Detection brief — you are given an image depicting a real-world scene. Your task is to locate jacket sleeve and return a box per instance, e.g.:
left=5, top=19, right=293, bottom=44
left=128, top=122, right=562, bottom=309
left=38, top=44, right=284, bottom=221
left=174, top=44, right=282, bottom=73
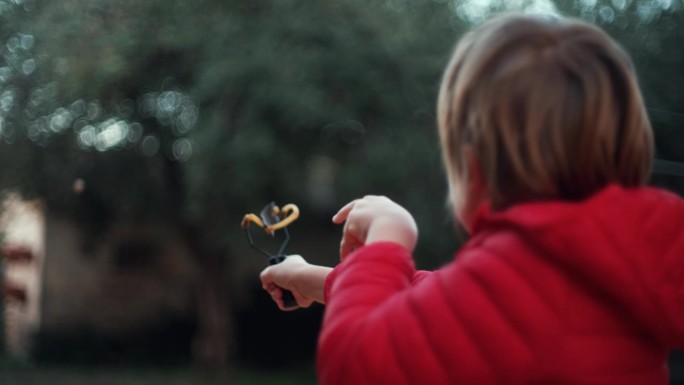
left=411, top=269, right=433, bottom=285
left=316, top=241, right=533, bottom=385
left=649, top=192, right=684, bottom=347
left=660, top=242, right=684, bottom=348
left=323, top=265, right=432, bottom=302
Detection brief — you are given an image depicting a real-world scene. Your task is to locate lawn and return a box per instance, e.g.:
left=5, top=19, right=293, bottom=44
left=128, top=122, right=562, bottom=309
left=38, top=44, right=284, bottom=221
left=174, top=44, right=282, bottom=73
left=0, top=361, right=318, bottom=385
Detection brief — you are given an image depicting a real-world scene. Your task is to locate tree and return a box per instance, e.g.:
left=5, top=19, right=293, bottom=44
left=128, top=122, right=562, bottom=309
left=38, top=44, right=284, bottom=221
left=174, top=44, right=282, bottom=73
left=0, top=0, right=463, bottom=366
left=1, top=0, right=682, bottom=368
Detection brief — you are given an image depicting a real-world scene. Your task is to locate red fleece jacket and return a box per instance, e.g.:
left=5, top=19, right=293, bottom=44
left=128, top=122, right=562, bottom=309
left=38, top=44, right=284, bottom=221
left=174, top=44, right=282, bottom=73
left=317, top=185, right=684, bottom=385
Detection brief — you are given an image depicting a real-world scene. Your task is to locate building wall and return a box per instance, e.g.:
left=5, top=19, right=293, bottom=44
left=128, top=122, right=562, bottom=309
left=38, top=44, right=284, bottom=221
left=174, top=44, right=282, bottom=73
left=41, top=219, right=198, bottom=335
left=0, top=194, right=45, bottom=358
left=2, top=194, right=199, bottom=362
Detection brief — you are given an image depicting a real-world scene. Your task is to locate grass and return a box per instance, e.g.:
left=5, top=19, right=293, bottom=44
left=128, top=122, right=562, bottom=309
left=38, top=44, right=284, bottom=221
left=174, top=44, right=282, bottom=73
left=0, top=359, right=318, bottom=385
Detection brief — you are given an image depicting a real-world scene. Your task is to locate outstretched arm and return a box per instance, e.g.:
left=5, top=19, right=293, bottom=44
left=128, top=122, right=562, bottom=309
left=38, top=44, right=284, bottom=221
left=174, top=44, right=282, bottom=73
left=260, top=255, right=332, bottom=310
left=261, top=195, right=418, bottom=311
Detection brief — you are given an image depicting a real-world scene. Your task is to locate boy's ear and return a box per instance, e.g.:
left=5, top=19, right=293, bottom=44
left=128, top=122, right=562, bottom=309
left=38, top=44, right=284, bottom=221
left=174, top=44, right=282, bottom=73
left=465, top=147, right=486, bottom=199
left=454, top=146, right=488, bottom=234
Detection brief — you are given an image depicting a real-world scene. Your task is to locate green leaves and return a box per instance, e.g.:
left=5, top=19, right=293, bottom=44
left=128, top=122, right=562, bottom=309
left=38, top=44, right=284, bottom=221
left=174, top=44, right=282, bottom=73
left=1, top=0, right=682, bottom=267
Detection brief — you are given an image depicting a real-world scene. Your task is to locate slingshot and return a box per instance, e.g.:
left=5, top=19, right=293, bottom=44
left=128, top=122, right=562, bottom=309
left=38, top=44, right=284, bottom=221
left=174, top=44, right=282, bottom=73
left=241, top=202, right=300, bottom=310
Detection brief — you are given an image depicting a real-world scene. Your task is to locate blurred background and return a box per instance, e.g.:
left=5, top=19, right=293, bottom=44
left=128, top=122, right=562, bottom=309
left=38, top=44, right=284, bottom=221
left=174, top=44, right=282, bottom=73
left=0, top=0, right=682, bottom=384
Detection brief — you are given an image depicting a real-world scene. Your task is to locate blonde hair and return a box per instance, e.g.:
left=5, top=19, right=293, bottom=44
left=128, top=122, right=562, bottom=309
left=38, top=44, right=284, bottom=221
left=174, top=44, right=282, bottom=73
left=438, top=14, right=653, bottom=210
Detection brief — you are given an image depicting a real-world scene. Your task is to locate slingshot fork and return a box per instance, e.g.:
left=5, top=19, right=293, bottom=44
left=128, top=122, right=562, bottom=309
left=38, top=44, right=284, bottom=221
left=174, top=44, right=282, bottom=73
left=241, top=202, right=300, bottom=309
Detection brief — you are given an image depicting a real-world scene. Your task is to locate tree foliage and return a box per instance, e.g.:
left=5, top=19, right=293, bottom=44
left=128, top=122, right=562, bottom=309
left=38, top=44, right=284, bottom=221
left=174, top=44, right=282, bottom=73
left=0, top=0, right=468, bottom=267
left=0, top=0, right=679, bottom=281
left=0, top=0, right=683, bottom=365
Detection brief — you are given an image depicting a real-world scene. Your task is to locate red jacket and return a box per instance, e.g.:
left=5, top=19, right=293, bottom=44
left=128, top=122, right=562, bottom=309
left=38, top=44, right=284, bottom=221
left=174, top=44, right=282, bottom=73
left=317, top=185, right=684, bottom=384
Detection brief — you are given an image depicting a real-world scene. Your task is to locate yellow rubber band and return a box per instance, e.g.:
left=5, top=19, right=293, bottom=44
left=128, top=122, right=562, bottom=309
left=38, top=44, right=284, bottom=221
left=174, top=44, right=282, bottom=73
left=242, top=203, right=300, bottom=234
left=241, top=213, right=265, bottom=229
left=265, top=204, right=300, bottom=234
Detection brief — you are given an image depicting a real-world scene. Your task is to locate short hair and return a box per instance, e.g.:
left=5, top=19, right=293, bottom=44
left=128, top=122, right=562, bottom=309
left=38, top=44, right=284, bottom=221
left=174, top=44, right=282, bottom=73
left=437, top=14, right=653, bottom=210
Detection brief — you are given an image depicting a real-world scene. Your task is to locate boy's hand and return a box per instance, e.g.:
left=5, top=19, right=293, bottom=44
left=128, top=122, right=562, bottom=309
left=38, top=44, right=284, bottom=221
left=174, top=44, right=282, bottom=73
left=260, top=255, right=315, bottom=311
left=332, top=195, right=418, bottom=260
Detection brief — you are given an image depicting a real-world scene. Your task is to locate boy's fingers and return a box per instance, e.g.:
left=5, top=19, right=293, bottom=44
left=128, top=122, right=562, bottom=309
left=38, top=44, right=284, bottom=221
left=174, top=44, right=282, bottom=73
left=272, top=288, right=311, bottom=311
left=340, top=232, right=363, bottom=260
left=269, top=286, right=282, bottom=299
left=332, top=199, right=357, bottom=224
left=260, top=268, right=272, bottom=289
left=290, top=291, right=312, bottom=310
left=268, top=285, right=299, bottom=312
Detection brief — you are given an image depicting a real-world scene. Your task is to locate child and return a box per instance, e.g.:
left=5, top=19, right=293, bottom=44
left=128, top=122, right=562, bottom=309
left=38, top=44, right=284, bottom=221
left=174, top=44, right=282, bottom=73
left=260, top=13, right=684, bottom=384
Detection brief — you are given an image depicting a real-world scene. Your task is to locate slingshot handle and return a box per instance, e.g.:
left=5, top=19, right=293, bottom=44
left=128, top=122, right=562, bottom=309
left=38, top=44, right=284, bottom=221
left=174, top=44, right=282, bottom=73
left=280, top=289, right=298, bottom=310
left=269, top=254, right=299, bottom=310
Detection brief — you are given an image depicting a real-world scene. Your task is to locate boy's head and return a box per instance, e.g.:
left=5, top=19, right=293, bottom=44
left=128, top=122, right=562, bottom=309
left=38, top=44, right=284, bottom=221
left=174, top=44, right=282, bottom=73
left=438, top=13, right=654, bottom=229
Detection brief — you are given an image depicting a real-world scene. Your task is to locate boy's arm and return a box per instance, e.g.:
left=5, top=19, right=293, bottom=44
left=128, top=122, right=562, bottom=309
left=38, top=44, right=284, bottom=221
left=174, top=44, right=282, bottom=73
left=411, top=269, right=433, bottom=285
left=261, top=255, right=430, bottom=311
left=316, top=242, right=530, bottom=385
left=260, top=255, right=332, bottom=310
left=264, top=196, right=417, bottom=311
left=289, top=263, right=332, bottom=305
